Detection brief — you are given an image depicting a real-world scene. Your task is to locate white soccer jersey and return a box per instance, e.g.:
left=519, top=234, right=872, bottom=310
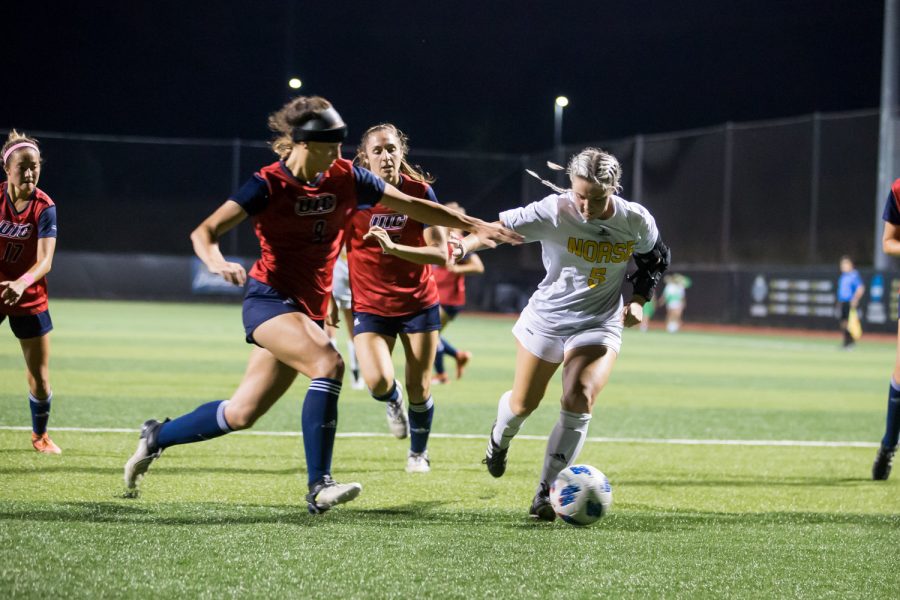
left=500, top=192, right=659, bottom=334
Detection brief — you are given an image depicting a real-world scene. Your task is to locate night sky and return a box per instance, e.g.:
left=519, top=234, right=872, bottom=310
left=3, top=0, right=886, bottom=153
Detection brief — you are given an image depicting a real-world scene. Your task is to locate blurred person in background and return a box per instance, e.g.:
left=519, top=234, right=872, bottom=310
left=835, top=255, right=865, bottom=350
left=432, top=203, right=484, bottom=384
left=0, top=131, right=60, bottom=455
left=662, top=273, right=691, bottom=333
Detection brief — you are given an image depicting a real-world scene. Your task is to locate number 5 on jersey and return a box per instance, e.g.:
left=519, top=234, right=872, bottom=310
left=588, top=267, right=606, bottom=288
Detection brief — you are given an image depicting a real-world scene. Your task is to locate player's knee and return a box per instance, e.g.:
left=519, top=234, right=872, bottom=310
left=225, top=406, right=258, bottom=430
left=563, top=383, right=597, bottom=413
left=368, top=375, right=393, bottom=397
left=405, top=380, right=427, bottom=403
left=508, top=392, right=538, bottom=417
left=312, top=353, right=344, bottom=381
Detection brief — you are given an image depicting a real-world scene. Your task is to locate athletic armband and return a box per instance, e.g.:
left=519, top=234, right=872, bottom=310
left=626, top=238, right=670, bottom=300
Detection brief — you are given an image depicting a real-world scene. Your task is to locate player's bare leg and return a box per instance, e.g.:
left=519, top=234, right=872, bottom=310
left=255, top=313, right=361, bottom=512
left=124, top=346, right=295, bottom=497
left=21, top=335, right=59, bottom=454
left=355, top=332, right=409, bottom=439
left=485, top=342, right=559, bottom=479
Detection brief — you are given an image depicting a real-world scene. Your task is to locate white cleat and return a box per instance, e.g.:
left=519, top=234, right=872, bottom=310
left=123, top=419, right=165, bottom=498
left=386, top=383, right=409, bottom=439
left=306, top=475, right=362, bottom=514
left=406, top=451, right=431, bottom=473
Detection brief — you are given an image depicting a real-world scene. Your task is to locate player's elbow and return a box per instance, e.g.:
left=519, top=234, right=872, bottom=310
left=190, top=225, right=213, bottom=248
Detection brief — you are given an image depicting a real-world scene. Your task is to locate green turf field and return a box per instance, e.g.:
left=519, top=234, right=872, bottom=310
left=1, top=299, right=897, bottom=598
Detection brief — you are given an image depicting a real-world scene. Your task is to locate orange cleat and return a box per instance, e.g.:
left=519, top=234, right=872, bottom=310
left=455, top=351, right=472, bottom=379
left=31, top=432, right=62, bottom=455
left=432, top=372, right=449, bottom=385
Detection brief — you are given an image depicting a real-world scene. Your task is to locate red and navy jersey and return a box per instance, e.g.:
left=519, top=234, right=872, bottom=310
left=434, top=262, right=467, bottom=307
left=0, top=182, right=57, bottom=316
left=231, top=158, right=384, bottom=319
left=882, top=179, right=900, bottom=225
left=346, top=174, right=440, bottom=316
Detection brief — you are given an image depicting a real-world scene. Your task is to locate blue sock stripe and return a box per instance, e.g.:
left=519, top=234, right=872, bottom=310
left=28, top=391, right=52, bottom=404
left=372, top=382, right=398, bottom=402
left=216, top=400, right=233, bottom=432
left=409, top=396, right=434, bottom=412
left=309, top=378, right=342, bottom=395
left=890, top=377, right=900, bottom=397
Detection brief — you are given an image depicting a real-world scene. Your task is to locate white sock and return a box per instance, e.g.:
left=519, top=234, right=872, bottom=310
left=491, top=391, right=526, bottom=449
left=346, top=340, right=358, bottom=373
left=539, top=410, right=592, bottom=487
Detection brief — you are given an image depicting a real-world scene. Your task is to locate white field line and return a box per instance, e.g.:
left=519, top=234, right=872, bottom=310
left=0, top=425, right=879, bottom=448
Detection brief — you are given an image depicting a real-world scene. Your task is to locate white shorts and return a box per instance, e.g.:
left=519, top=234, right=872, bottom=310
left=332, top=260, right=352, bottom=309
left=512, top=309, right=623, bottom=363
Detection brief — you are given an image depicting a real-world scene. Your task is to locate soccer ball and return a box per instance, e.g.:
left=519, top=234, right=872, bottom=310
left=549, top=464, right=613, bottom=526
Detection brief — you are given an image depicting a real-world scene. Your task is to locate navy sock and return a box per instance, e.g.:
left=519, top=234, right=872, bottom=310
left=409, top=396, right=434, bottom=454
left=434, top=346, right=446, bottom=375
left=302, top=378, right=341, bottom=486
left=372, top=381, right=400, bottom=403
left=156, top=400, right=232, bottom=449
left=29, top=392, right=52, bottom=435
left=440, top=336, right=459, bottom=359
left=882, top=378, right=900, bottom=449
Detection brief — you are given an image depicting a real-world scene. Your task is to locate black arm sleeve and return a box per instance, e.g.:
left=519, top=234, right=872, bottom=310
left=626, top=237, right=671, bottom=301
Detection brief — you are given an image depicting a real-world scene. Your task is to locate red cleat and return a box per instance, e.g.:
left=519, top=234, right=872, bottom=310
left=432, top=372, right=449, bottom=385
left=456, top=351, right=472, bottom=379
left=31, top=432, right=62, bottom=455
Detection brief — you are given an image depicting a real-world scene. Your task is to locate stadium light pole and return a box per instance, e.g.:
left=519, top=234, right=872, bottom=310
left=875, top=0, right=898, bottom=270
left=554, top=96, right=569, bottom=184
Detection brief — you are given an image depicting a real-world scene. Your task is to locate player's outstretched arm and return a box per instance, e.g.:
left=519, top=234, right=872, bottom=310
left=190, top=200, right=249, bottom=286
left=451, top=227, right=503, bottom=259
left=379, top=184, right=522, bottom=248
left=363, top=224, right=449, bottom=266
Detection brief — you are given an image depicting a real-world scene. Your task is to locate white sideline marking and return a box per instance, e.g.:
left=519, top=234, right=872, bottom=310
left=0, top=425, right=879, bottom=448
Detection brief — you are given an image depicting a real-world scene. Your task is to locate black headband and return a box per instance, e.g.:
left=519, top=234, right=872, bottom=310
left=291, top=107, right=348, bottom=143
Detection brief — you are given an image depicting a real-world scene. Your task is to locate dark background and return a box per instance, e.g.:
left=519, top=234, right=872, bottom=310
left=2, top=1, right=885, bottom=152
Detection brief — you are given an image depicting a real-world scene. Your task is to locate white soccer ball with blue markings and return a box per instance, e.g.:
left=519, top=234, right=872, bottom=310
left=549, top=464, right=613, bottom=526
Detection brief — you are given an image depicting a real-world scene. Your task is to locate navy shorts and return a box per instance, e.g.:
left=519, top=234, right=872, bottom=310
left=442, top=304, right=463, bottom=320
left=838, top=302, right=851, bottom=320
left=242, top=278, right=322, bottom=345
left=1, top=309, right=53, bottom=339
left=353, top=304, right=441, bottom=337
